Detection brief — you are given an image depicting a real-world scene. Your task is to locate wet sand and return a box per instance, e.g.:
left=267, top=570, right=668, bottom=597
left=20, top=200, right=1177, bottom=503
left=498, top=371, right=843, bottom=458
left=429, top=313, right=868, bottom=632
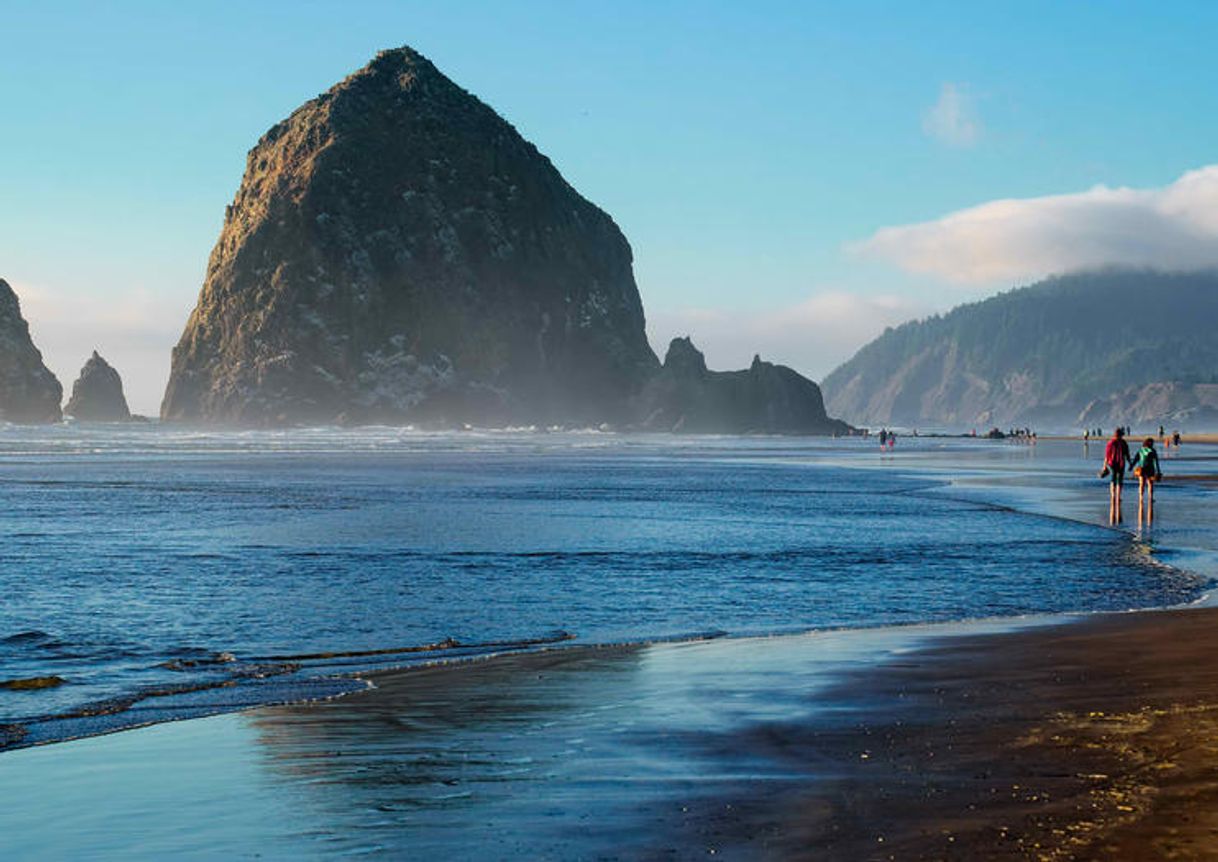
left=668, top=606, right=1218, bottom=860
left=0, top=619, right=1059, bottom=860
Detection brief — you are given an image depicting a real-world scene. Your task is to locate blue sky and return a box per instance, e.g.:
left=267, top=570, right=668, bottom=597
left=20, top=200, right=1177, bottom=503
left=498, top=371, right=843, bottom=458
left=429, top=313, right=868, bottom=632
left=4, top=1, right=1218, bottom=412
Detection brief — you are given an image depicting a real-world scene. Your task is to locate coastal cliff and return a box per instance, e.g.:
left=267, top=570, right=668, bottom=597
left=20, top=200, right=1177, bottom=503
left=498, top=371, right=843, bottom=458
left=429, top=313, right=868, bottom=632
left=0, top=279, right=62, bottom=424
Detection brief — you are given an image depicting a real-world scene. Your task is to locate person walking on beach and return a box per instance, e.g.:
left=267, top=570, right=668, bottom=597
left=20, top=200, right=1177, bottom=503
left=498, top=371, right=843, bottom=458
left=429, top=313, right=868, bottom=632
left=1131, top=437, right=1163, bottom=525
left=1102, top=427, right=1131, bottom=524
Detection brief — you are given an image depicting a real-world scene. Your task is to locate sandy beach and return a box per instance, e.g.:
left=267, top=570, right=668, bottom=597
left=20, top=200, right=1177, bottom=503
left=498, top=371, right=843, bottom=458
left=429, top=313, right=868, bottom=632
left=660, top=606, right=1218, bottom=860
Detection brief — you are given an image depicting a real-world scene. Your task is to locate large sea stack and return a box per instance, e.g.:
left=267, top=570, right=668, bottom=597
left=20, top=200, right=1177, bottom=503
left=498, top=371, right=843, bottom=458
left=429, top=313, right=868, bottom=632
left=161, top=47, right=659, bottom=426
left=0, top=279, right=62, bottom=424
left=64, top=351, right=132, bottom=421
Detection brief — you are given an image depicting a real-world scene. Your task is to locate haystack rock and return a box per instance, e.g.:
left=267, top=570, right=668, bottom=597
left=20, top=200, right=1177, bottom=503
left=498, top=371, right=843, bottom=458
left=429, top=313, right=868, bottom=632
left=0, top=279, right=62, bottom=424
left=638, top=338, right=852, bottom=435
left=64, top=351, right=132, bottom=421
left=161, top=46, right=659, bottom=427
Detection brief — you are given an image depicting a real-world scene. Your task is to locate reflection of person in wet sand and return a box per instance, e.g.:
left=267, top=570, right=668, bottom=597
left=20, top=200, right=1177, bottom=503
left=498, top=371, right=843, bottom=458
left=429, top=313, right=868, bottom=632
left=1102, top=428, right=1131, bottom=524
left=1131, top=437, right=1163, bottom=525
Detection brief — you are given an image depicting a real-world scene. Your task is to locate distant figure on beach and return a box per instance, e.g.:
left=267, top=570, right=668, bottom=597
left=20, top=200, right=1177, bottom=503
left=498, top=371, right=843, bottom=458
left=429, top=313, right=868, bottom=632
left=888, top=431, right=897, bottom=450
left=878, top=429, right=888, bottom=449
left=1174, top=430, right=1182, bottom=447
left=1131, top=437, right=1163, bottom=525
left=1102, top=427, right=1131, bottom=524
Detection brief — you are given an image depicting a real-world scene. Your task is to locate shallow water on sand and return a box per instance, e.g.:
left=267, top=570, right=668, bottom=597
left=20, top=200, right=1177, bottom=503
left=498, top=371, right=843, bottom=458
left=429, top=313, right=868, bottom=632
left=0, top=617, right=1064, bottom=861
left=0, top=427, right=1209, bottom=747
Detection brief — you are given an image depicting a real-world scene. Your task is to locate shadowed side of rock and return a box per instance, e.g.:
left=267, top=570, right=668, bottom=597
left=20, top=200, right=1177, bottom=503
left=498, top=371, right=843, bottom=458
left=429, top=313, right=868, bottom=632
left=65, top=351, right=132, bottom=421
left=637, top=337, right=852, bottom=435
left=0, top=279, right=62, bottom=424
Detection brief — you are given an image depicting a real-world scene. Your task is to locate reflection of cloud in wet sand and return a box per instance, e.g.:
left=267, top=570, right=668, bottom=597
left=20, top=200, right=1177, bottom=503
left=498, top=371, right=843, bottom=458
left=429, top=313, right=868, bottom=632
left=243, top=631, right=942, bottom=857
left=248, top=645, right=672, bottom=856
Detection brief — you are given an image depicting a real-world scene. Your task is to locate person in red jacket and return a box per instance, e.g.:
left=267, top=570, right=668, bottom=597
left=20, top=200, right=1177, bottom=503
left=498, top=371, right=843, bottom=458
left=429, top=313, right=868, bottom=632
left=1102, top=427, right=1132, bottom=524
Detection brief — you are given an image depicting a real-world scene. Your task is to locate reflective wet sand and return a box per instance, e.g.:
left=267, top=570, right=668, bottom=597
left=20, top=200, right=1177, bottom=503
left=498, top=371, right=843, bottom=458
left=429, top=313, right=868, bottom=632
left=0, top=621, right=1050, bottom=859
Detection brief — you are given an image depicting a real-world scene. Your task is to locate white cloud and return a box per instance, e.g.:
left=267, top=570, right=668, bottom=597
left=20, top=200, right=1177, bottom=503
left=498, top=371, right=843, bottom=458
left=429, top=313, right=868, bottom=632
left=922, top=83, right=981, bottom=148
left=10, top=281, right=188, bottom=416
left=648, top=291, right=924, bottom=381
left=854, top=165, right=1218, bottom=286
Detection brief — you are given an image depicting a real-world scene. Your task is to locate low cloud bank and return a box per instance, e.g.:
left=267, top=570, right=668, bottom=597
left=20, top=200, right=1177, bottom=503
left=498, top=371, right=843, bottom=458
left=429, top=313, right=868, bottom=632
left=856, top=165, right=1218, bottom=285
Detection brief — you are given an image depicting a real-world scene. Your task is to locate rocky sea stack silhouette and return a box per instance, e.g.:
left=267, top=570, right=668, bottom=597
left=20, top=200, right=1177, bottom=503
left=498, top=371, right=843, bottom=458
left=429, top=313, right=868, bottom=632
left=162, top=46, right=847, bottom=434
left=65, top=351, right=132, bottom=421
left=0, top=279, right=62, bottom=424
left=640, top=338, right=851, bottom=435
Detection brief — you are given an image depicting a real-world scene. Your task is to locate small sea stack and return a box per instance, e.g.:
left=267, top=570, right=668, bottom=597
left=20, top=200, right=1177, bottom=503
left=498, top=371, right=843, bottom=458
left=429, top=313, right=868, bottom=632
left=65, top=350, right=132, bottom=421
left=0, top=278, right=63, bottom=424
left=637, top=337, right=852, bottom=435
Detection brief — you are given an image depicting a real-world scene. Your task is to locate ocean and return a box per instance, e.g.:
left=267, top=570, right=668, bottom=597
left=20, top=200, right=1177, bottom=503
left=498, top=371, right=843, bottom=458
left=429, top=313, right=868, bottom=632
left=1, top=425, right=1209, bottom=750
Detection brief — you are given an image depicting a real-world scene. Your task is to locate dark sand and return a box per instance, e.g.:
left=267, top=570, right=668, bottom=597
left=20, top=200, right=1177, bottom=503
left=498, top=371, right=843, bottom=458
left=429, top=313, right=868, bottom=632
left=666, top=606, right=1218, bottom=860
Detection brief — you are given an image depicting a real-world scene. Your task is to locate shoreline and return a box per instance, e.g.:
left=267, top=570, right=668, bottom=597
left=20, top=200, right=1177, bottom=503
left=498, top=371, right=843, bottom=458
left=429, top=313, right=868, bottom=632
left=5, top=435, right=1214, bottom=755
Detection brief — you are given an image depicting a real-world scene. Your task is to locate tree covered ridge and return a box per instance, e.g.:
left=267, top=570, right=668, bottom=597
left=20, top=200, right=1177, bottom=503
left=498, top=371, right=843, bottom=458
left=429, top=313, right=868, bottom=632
left=821, top=269, right=1218, bottom=427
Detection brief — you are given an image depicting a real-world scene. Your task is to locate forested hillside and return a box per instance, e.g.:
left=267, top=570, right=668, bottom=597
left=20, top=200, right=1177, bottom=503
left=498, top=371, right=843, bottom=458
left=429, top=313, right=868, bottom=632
left=822, top=270, right=1218, bottom=429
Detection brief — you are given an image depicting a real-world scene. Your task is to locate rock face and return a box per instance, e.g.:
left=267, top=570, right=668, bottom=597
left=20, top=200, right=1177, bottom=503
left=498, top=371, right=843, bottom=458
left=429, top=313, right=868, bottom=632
left=161, top=46, right=659, bottom=427
left=64, top=351, right=132, bottom=421
left=0, top=279, right=62, bottom=424
left=1078, top=382, right=1218, bottom=430
left=638, top=338, right=852, bottom=435
left=822, top=270, right=1218, bottom=430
